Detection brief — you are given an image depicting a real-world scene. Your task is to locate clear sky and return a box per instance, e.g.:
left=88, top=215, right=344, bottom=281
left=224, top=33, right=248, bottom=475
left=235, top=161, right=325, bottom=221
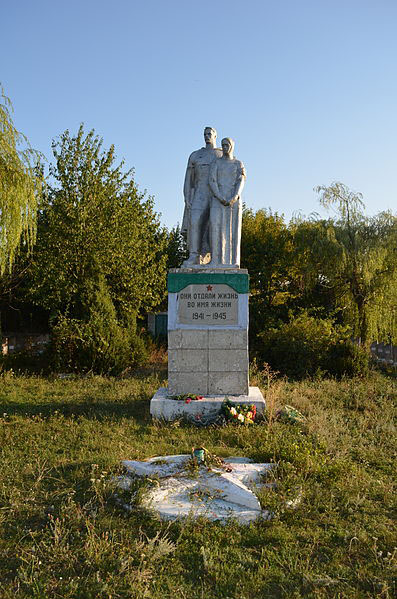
left=2, top=0, right=396, bottom=228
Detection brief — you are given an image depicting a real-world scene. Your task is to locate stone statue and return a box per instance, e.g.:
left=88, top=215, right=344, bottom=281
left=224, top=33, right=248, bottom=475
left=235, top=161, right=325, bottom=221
left=209, top=137, right=246, bottom=267
left=181, top=127, right=222, bottom=266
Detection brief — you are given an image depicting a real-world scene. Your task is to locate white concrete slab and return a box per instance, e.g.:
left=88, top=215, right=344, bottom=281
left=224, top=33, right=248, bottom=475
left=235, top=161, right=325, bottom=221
left=150, top=386, right=266, bottom=422
left=116, top=455, right=273, bottom=524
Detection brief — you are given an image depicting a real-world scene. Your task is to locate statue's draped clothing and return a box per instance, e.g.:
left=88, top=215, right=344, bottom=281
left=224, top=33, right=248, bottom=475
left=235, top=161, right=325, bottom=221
left=209, top=158, right=246, bottom=266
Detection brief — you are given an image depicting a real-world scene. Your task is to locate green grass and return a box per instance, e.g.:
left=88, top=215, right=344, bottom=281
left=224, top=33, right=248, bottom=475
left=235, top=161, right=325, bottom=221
left=0, top=368, right=395, bottom=598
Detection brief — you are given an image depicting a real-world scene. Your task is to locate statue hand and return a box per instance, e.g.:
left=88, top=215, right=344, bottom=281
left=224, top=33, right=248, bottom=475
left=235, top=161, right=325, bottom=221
left=230, top=195, right=239, bottom=206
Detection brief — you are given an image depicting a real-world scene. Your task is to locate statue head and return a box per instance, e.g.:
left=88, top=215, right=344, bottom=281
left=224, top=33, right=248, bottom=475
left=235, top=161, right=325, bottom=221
left=204, top=126, right=217, bottom=145
left=221, top=137, right=235, bottom=157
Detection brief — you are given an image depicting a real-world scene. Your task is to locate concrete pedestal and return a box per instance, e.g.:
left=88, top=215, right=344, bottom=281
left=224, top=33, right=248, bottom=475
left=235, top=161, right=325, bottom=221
left=149, top=268, right=266, bottom=421
left=168, top=268, right=249, bottom=395
left=150, top=386, right=265, bottom=422
left=168, top=329, right=248, bottom=395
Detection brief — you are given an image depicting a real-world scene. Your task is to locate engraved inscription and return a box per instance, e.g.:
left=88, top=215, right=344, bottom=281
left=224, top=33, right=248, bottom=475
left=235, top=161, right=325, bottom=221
left=177, top=284, right=239, bottom=325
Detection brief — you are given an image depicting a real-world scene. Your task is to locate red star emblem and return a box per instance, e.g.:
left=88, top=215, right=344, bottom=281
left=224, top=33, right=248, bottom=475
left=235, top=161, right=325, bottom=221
left=207, top=285, right=213, bottom=291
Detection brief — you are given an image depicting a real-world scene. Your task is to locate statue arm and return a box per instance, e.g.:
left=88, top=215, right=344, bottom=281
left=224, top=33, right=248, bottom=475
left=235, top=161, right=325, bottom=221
left=183, top=154, right=195, bottom=208
left=230, top=162, right=246, bottom=206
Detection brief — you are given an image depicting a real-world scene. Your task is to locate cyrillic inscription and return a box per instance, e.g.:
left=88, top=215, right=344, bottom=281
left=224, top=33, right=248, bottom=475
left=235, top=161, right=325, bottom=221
left=177, top=284, right=239, bottom=325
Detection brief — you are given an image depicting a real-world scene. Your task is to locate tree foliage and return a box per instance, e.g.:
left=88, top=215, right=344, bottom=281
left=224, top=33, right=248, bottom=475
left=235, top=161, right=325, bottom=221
left=241, top=208, right=295, bottom=338
left=165, top=224, right=188, bottom=270
left=51, top=274, right=147, bottom=374
left=30, top=126, right=167, bottom=321
left=258, top=311, right=369, bottom=379
left=241, top=185, right=397, bottom=357
left=0, top=85, right=42, bottom=274
left=24, top=126, right=167, bottom=372
left=312, top=183, right=397, bottom=343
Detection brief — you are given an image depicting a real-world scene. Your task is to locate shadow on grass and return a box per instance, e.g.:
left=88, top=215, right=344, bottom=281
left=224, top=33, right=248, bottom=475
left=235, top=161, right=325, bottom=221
left=0, top=398, right=151, bottom=422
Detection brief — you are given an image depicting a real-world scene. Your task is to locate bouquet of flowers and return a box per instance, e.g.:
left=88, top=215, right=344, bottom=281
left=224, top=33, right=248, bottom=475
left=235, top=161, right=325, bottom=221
left=222, top=399, right=256, bottom=424
left=276, top=405, right=305, bottom=424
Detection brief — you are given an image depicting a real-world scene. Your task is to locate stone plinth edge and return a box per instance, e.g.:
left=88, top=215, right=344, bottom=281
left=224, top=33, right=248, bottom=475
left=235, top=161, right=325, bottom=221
left=150, top=386, right=266, bottom=422
left=168, top=270, right=249, bottom=294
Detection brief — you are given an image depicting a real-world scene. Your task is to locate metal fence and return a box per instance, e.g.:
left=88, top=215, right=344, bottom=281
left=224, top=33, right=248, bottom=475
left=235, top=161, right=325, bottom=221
left=147, top=312, right=168, bottom=339
left=370, top=342, right=397, bottom=366
left=1, top=333, right=50, bottom=355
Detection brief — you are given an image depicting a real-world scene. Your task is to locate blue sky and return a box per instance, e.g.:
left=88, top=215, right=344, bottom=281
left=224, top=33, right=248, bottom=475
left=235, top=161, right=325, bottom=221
left=2, top=0, right=396, bottom=228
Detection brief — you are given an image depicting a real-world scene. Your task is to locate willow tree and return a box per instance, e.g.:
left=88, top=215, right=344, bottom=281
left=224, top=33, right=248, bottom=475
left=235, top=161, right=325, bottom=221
left=0, top=86, right=42, bottom=274
left=313, top=182, right=397, bottom=344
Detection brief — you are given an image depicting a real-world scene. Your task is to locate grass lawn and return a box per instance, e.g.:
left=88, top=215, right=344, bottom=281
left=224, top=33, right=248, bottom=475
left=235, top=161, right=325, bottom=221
left=0, top=367, right=395, bottom=598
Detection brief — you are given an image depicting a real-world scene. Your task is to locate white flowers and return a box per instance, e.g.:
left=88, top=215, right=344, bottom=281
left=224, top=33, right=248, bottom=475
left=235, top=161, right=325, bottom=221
left=223, top=401, right=257, bottom=424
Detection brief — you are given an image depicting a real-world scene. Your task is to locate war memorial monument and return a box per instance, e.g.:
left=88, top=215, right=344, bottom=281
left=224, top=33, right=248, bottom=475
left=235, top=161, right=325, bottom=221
left=150, top=127, right=266, bottom=420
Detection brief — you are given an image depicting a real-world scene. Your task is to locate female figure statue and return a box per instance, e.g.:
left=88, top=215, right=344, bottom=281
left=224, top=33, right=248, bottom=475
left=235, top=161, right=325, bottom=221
left=209, top=137, right=246, bottom=267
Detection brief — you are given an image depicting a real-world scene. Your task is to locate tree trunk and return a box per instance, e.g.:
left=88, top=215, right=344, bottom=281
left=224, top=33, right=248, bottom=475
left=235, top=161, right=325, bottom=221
left=357, top=299, right=369, bottom=346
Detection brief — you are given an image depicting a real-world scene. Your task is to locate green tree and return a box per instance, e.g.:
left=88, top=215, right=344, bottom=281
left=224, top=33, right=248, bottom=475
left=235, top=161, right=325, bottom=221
left=241, top=189, right=396, bottom=355
left=51, top=273, right=147, bottom=374
left=241, top=207, right=295, bottom=338
left=28, top=126, right=166, bottom=371
left=0, top=85, right=42, bottom=274
left=30, top=126, right=166, bottom=321
left=310, top=182, right=397, bottom=344
left=290, top=215, right=344, bottom=318
left=165, top=224, right=188, bottom=270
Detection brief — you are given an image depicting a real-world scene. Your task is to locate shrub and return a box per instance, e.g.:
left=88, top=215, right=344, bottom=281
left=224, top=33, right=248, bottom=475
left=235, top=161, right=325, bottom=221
left=0, top=348, right=52, bottom=375
left=51, top=276, right=147, bottom=374
left=325, top=341, right=369, bottom=378
left=257, top=312, right=368, bottom=379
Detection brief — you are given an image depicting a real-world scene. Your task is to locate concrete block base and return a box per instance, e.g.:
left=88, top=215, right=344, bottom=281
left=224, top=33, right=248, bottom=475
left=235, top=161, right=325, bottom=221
left=150, top=386, right=266, bottom=423
left=168, top=370, right=249, bottom=396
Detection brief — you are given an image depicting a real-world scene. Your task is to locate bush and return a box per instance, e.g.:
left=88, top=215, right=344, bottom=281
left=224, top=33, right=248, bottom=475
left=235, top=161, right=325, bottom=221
left=257, top=312, right=369, bottom=379
left=0, top=348, right=52, bottom=375
left=51, top=276, right=148, bottom=375
left=325, top=341, right=369, bottom=378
